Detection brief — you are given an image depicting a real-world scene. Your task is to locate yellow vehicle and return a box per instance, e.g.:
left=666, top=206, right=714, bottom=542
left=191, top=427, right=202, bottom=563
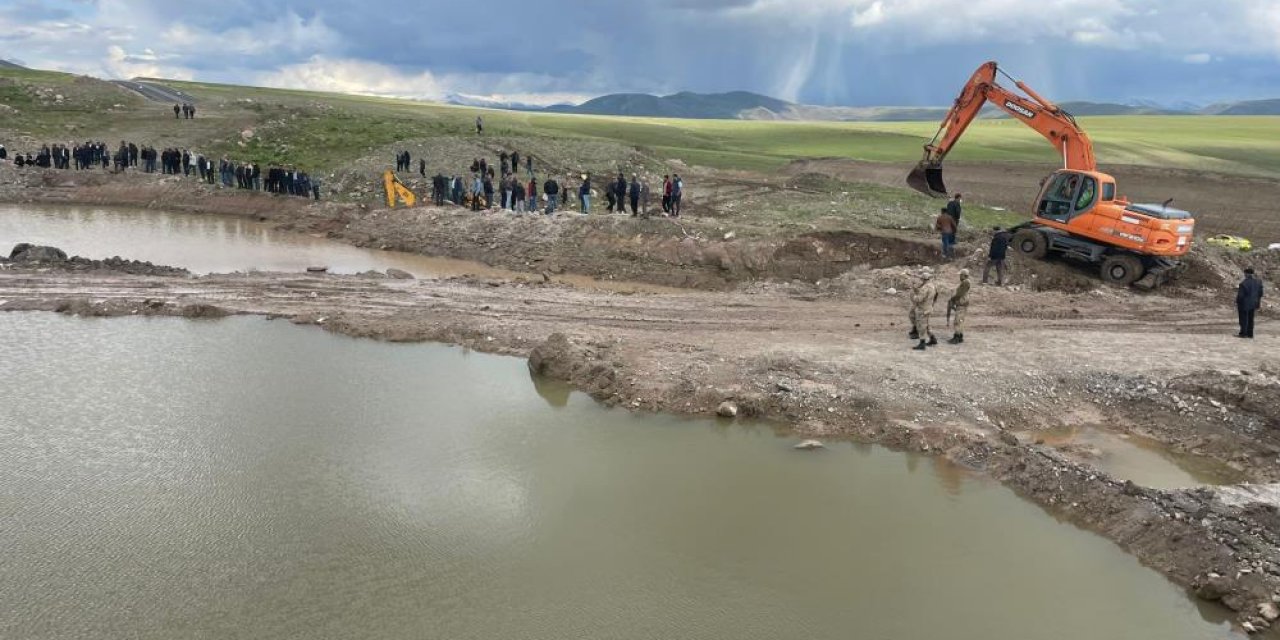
left=1204, top=234, right=1252, bottom=252
left=383, top=170, right=416, bottom=208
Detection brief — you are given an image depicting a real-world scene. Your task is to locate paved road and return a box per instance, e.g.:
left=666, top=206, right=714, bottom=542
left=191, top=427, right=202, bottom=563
left=111, top=79, right=197, bottom=105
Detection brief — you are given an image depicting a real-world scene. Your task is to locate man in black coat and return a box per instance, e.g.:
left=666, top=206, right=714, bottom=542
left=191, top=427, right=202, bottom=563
left=983, top=226, right=1012, bottom=286
left=1237, top=268, right=1264, bottom=339
left=946, top=193, right=963, bottom=225
left=628, top=174, right=641, bottom=216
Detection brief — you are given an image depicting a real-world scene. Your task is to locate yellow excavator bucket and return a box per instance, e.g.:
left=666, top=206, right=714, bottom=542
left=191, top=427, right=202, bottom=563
left=383, top=170, right=417, bottom=208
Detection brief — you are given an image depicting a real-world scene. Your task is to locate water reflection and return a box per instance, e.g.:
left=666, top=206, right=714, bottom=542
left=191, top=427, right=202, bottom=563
left=529, top=371, right=572, bottom=408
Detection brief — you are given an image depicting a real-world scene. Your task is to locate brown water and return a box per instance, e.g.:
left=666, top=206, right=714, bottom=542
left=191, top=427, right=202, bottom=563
left=1036, top=426, right=1244, bottom=489
left=0, top=313, right=1238, bottom=639
left=0, top=204, right=676, bottom=293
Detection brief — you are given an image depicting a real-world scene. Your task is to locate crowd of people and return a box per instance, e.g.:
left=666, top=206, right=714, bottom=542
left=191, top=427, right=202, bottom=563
left=398, top=147, right=686, bottom=218
left=2, top=138, right=321, bottom=200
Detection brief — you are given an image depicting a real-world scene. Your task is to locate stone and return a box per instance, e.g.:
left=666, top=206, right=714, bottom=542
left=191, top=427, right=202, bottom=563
left=716, top=401, right=739, bottom=418
left=305, top=266, right=328, bottom=273
left=1260, top=602, right=1279, bottom=622
left=998, top=430, right=1020, bottom=447
left=794, top=439, right=826, bottom=450
left=1195, top=574, right=1233, bottom=602
left=9, top=243, right=68, bottom=262
left=385, top=268, right=414, bottom=280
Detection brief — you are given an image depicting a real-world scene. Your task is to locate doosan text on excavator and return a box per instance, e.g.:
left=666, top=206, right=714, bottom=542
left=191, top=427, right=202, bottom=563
left=909, top=61, right=1196, bottom=288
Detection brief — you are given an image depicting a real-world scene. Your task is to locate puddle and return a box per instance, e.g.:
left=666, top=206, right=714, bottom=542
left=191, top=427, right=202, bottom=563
left=1034, top=425, right=1244, bottom=489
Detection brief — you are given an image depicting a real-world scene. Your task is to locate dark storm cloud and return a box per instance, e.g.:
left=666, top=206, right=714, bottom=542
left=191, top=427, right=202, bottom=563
left=6, top=0, right=1280, bottom=106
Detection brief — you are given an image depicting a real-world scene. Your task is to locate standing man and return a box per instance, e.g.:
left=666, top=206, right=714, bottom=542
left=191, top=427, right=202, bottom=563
left=475, top=116, right=483, bottom=135
left=1236, top=268, right=1264, bottom=339
left=629, top=174, right=641, bottom=217
left=946, top=193, right=963, bottom=226
left=948, top=269, right=971, bottom=344
left=935, top=206, right=957, bottom=260
left=911, top=269, right=940, bottom=351
left=662, top=175, right=672, bottom=214
left=544, top=177, right=559, bottom=214
left=983, top=226, right=1012, bottom=285
left=173, top=103, right=181, bottom=119
left=579, top=174, right=592, bottom=214
left=671, top=174, right=683, bottom=217
left=471, top=173, right=484, bottom=211
left=419, top=158, right=426, bottom=177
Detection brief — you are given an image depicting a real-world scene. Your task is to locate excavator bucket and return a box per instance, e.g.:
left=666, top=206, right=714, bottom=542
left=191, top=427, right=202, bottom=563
left=907, top=163, right=948, bottom=198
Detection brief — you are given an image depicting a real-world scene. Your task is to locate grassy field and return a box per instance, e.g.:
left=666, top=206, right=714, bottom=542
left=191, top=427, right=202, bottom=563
left=2, top=68, right=1277, bottom=238
left=4, top=68, right=1279, bottom=177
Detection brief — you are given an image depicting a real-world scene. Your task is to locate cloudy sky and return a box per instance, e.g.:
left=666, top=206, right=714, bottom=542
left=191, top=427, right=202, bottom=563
left=2, top=0, right=1278, bottom=107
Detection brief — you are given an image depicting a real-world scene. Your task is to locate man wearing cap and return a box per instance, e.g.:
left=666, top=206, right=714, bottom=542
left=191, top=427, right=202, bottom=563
left=1237, top=268, right=1264, bottom=339
left=948, top=269, right=971, bottom=344
left=911, top=269, right=940, bottom=350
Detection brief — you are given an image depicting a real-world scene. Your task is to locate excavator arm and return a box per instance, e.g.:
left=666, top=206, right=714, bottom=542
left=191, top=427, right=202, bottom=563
left=908, top=61, right=1097, bottom=197
left=384, top=170, right=417, bottom=208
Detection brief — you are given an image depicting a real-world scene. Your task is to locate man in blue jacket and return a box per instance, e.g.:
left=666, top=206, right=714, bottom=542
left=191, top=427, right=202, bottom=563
left=1236, top=268, right=1264, bottom=338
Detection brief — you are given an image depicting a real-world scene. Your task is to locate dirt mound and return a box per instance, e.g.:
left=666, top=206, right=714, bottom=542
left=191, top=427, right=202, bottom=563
left=3, top=243, right=189, bottom=277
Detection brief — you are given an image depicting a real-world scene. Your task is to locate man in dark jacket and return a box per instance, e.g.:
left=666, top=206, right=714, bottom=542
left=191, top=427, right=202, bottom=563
left=629, top=174, right=641, bottom=216
left=946, top=193, right=963, bottom=225
left=544, top=178, right=559, bottom=214
left=983, top=227, right=1012, bottom=285
left=1237, top=268, right=1264, bottom=338
left=614, top=173, right=627, bottom=214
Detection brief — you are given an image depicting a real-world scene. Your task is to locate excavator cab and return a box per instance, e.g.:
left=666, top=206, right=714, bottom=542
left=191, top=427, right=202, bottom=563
left=1035, top=171, right=1096, bottom=223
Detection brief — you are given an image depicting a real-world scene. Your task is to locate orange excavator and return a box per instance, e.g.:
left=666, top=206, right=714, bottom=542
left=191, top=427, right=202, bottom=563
left=908, top=61, right=1195, bottom=287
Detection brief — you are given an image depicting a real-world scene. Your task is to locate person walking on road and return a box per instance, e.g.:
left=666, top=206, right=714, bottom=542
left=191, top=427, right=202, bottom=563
left=983, top=226, right=1012, bottom=285
left=935, top=206, right=957, bottom=260
left=910, top=269, right=940, bottom=350
left=173, top=103, right=181, bottom=119
left=948, top=269, right=971, bottom=344
left=1237, top=268, right=1264, bottom=339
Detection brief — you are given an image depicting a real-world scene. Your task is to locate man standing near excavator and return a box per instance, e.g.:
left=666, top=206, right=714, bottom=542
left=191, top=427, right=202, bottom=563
left=910, top=269, right=940, bottom=350
left=1237, top=268, right=1264, bottom=339
left=946, top=193, right=963, bottom=225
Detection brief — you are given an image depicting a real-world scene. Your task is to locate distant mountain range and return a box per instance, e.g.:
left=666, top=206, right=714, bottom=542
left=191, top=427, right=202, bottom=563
left=448, top=90, right=1280, bottom=121
left=0, top=59, right=27, bottom=70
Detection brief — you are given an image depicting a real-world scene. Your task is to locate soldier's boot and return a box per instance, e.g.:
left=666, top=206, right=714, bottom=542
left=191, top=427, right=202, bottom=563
left=909, top=330, right=919, bottom=340
left=948, top=333, right=963, bottom=345
left=913, top=340, right=928, bottom=351
left=926, top=335, right=938, bottom=346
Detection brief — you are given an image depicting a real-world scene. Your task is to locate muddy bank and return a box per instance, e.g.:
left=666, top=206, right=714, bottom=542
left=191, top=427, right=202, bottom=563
left=3, top=264, right=1279, bottom=631
left=0, top=169, right=943, bottom=290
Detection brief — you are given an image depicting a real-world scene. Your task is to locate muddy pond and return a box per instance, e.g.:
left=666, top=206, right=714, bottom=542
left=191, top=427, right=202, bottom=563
left=0, top=203, right=672, bottom=292
left=0, top=312, right=1241, bottom=639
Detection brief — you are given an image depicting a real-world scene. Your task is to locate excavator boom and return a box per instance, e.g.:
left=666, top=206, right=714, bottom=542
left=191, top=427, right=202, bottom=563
left=384, top=170, right=417, bottom=208
left=908, top=61, right=1096, bottom=197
